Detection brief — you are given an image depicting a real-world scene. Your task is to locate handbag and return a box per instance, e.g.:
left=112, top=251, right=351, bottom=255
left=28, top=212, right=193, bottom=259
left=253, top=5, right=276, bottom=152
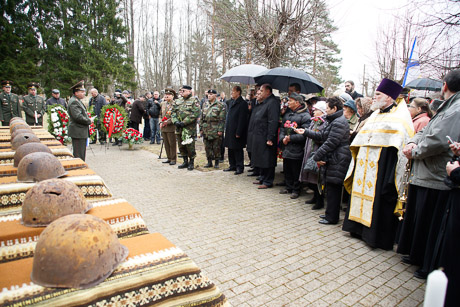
left=303, top=151, right=319, bottom=173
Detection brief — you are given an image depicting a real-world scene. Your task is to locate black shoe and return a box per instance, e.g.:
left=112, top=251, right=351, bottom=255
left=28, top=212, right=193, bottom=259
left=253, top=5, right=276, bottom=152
left=162, top=160, right=171, bottom=163
left=414, top=269, right=428, bottom=279
left=112, top=140, right=118, bottom=146
left=234, top=169, right=243, bottom=175
left=178, top=158, right=189, bottom=169
left=290, top=193, right=299, bottom=199
left=169, top=161, right=176, bottom=165
left=247, top=173, right=258, bottom=176
left=275, top=181, right=286, bottom=186
left=312, top=203, right=324, bottom=210
left=319, top=219, right=337, bottom=225
left=204, top=159, right=213, bottom=168
left=214, top=160, right=220, bottom=169
left=150, top=141, right=155, bottom=144
left=401, top=256, right=413, bottom=265
left=223, top=167, right=236, bottom=172
left=248, top=168, right=255, bottom=173
left=187, top=159, right=195, bottom=171
left=305, top=197, right=317, bottom=204
left=279, top=189, right=290, bottom=194
left=319, top=214, right=326, bottom=219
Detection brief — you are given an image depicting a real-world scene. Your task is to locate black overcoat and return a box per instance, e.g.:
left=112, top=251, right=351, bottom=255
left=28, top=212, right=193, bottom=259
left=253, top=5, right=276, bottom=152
left=224, top=96, right=248, bottom=149
left=248, top=94, right=280, bottom=169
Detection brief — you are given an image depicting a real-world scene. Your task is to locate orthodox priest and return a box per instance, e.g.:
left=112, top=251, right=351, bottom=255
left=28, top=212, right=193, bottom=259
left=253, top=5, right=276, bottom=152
left=342, top=78, right=414, bottom=250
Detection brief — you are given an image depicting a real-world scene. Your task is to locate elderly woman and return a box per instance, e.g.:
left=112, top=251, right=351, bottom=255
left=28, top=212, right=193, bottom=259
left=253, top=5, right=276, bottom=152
left=350, top=97, right=373, bottom=142
left=278, top=93, right=311, bottom=199
left=295, top=97, right=351, bottom=225
left=299, top=100, right=328, bottom=209
left=408, top=97, right=432, bottom=133
left=343, top=99, right=358, bottom=132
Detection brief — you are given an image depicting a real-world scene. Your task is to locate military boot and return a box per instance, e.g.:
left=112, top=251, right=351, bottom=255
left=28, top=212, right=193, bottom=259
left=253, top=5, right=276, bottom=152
left=214, top=159, right=220, bottom=169
left=204, top=159, right=213, bottom=168
left=178, top=157, right=189, bottom=169
left=187, top=158, right=195, bottom=171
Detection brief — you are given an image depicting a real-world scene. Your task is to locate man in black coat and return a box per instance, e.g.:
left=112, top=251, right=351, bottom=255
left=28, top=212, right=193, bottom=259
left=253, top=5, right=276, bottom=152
left=46, top=89, right=67, bottom=109
left=129, top=95, right=146, bottom=131
left=89, top=88, right=107, bottom=144
left=249, top=84, right=280, bottom=189
left=223, top=86, right=248, bottom=174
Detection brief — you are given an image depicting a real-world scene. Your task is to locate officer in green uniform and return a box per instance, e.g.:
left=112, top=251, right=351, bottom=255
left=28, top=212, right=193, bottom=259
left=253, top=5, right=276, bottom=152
left=0, top=81, right=22, bottom=126
left=200, top=89, right=226, bottom=169
left=68, top=81, right=92, bottom=161
left=22, top=82, right=46, bottom=126
left=171, top=85, right=200, bottom=170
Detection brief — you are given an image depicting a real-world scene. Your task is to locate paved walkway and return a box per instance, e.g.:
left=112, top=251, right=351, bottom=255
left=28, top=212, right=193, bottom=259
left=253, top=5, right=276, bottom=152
left=85, top=143, right=425, bottom=306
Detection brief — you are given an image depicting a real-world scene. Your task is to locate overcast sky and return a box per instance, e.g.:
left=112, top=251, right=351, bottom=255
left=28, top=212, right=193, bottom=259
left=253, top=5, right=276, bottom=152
left=327, top=0, right=409, bottom=92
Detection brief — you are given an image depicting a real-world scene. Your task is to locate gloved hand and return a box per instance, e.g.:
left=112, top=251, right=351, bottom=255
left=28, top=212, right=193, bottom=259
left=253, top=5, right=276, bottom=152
left=178, top=122, right=185, bottom=128
left=174, top=121, right=183, bottom=128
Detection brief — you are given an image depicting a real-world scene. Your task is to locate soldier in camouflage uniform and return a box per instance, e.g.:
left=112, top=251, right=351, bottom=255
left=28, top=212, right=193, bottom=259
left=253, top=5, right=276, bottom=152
left=22, top=82, right=46, bottom=126
left=171, top=85, right=200, bottom=170
left=200, top=89, right=226, bottom=169
left=0, top=81, right=22, bottom=126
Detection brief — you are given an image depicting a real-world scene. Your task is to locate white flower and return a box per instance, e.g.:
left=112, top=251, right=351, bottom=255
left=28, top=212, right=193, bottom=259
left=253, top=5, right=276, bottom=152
left=51, top=113, right=59, bottom=122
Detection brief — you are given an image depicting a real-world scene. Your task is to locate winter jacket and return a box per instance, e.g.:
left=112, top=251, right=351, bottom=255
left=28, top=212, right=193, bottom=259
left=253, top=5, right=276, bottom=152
left=279, top=104, right=311, bottom=160
left=412, top=112, right=431, bottom=133
left=130, top=99, right=145, bottom=124
left=148, top=99, right=161, bottom=118
left=302, top=109, right=351, bottom=185
left=299, top=116, right=327, bottom=184
left=409, top=92, right=460, bottom=190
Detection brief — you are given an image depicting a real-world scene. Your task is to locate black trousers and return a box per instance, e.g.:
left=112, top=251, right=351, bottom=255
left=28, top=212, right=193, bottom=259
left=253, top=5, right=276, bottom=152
left=325, top=182, right=342, bottom=223
left=228, top=148, right=244, bottom=171
left=283, top=158, right=303, bottom=193
left=72, top=138, right=87, bottom=161
left=260, top=167, right=275, bottom=187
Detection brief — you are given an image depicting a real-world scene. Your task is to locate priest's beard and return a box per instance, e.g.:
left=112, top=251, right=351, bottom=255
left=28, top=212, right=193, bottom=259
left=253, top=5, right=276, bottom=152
left=371, top=97, right=388, bottom=111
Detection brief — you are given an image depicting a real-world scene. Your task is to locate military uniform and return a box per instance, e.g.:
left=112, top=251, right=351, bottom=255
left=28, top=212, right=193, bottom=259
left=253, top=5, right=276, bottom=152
left=22, top=82, right=46, bottom=126
left=200, top=98, right=226, bottom=167
left=0, top=81, right=21, bottom=126
left=160, top=88, right=177, bottom=164
left=171, top=87, right=200, bottom=169
left=68, top=81, right=91, bottom=161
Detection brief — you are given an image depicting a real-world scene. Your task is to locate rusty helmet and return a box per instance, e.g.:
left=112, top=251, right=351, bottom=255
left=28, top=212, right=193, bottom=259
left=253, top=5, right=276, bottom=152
left=10, top=121, right=30, bottom=133
left=22, top=179, right=91, bottom=227
left=9, top=117, right=26, bottom=125
left=14, top=143, right=53, bottom=167
left=31, top=214, right=129, bottom=289
left=11, top=128, right=35, bottom=141
left=17, top=152, right=67, bottom=182
left=11, top=132, right=40, bottom=150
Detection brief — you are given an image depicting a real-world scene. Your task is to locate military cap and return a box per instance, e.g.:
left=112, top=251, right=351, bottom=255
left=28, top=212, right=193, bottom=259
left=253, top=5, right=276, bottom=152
left=164, top=88, right=176, bottom=97
left=69, top=80, right=85, bottom=92
left=1, top=80, right=13, bottom=88
left=181, top=85, right=192, bottom=90
left=207, top=89, right=217, bottom=94
left=51, top=89, right=60, bottom=94
left=28, top=82, right=40, bottom=89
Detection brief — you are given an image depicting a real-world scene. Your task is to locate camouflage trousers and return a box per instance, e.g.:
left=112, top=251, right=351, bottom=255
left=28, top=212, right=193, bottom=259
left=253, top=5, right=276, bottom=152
left=203, top=137, right=222, bottom=160
left=176, top=134, right=196, bottom=159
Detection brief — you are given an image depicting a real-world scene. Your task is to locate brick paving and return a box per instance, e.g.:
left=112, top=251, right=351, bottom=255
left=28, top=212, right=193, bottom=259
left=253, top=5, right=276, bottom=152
left=85, top=143, right=426, bottom=306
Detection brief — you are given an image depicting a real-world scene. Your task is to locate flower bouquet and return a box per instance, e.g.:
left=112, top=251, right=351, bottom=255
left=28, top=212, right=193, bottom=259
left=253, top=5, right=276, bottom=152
left=88, top=111, right=96, bottom=142
left=101, top=104, right=128, bottom=138
left=47, top=105, right=71, bottom=145
left=284, top=120, right=298, bottom=135
left=122, top=128, right=143, bottom=149
left=181, top=128, right=193, bottom=145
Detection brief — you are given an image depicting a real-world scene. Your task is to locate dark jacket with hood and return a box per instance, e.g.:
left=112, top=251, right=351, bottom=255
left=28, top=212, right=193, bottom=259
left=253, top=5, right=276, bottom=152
left=303, top=109, right=351, bottom=184
left=279, top=103, right=311, bottom=160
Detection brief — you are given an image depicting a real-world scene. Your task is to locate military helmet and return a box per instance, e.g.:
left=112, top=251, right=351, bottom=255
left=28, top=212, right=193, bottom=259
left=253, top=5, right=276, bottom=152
left=10, top=122, right=32, bottom=134
left=14, top=143, right=53, bottom=167
left=11, top=129, right=35, bottom=141
left=22, top=179, right=91, bottom=227
left=17, top=152, right=67, bottom=182
left=9, top=117, right=25, bottom=126
left=11, top=132, right=40, bottom=150
left=31, top=214, right=129, bottom=289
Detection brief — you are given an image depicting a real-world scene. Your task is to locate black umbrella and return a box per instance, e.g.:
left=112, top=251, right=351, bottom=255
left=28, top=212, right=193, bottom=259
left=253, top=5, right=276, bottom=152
left=406, top=78, right=443, bottom=91
left=254, top=67, right=323, bottom=94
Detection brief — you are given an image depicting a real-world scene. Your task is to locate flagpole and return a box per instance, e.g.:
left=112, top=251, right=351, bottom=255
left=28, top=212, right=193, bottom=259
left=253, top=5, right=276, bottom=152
left=402, top=37, right=417, bottom=87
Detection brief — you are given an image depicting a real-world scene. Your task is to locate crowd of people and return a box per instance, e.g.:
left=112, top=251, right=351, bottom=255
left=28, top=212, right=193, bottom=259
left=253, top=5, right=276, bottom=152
left=2, top=69, right=460, bottom=305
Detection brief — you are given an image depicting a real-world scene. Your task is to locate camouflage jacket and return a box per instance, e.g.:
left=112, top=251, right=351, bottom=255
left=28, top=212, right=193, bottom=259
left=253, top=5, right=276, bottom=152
left=171, top=95, right=200, bottom=136
left=200, top=100, right=226, bottom=140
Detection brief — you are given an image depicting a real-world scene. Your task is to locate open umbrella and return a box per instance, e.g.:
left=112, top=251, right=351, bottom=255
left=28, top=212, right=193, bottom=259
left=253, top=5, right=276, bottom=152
left=254, top=67, right=323, bottom=94
left=406, top=78, right=443, bottom=91
left=220, top=64, right=268, bottom=85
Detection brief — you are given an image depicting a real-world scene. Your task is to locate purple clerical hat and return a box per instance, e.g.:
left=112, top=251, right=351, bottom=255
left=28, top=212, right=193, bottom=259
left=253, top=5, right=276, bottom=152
left=376, top=78, right=403, bottom=100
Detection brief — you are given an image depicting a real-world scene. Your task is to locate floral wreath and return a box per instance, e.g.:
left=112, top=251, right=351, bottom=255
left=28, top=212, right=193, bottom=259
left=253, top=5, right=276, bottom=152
left=87, top=112, right=96, bottom=141
left=122, top=128, right=143, bottom=145
left=47, top=105, right=71, bottom=145
left=100, top=104, right=128, bottom=138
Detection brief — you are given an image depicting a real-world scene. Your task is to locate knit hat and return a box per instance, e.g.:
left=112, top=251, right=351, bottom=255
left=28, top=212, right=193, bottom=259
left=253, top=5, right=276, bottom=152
left=376, top=78, right=403, bottom=100
left=344, top=99, right=357, bottom=113
left=313, top=101, right=327, bottom=114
